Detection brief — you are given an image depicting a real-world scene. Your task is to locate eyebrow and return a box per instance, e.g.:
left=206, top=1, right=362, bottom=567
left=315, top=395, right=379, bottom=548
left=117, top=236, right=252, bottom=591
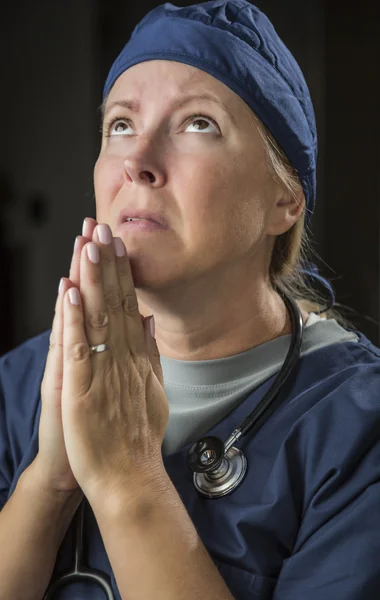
left=102, top=93, right=236, bottom=124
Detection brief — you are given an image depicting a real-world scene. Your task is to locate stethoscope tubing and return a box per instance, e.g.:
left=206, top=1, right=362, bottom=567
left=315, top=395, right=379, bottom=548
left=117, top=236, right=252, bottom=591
left=43, top=498, right=115, bottom=600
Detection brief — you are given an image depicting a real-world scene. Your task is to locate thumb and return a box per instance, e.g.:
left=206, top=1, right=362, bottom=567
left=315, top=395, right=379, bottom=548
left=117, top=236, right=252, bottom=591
left=144, top=316, right=164, bottom=387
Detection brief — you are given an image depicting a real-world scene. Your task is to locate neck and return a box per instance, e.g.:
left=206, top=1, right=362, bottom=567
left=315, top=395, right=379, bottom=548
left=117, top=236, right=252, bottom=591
left=137, top=272, right=308, bottom=361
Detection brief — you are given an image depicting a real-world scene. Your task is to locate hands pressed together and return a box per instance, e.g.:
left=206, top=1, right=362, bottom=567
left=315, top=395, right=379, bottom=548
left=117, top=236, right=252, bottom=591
left=36, top=218, right=169, bottom=507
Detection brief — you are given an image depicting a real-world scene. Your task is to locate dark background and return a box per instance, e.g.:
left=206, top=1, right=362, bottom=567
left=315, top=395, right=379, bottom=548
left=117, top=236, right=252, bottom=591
left=0, top=0, right=379, bottom=355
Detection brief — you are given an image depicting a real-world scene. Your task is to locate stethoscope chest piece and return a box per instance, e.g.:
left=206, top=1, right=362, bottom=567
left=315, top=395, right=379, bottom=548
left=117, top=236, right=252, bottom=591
left=188, top=436, right=247, bottom=498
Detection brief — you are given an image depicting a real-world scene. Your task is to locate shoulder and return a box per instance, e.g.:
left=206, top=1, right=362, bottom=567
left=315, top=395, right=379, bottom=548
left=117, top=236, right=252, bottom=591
left=292, top=328, right=380, bottom=451
left=281, top=330, right=380, bottom=528
left=0, top=331, right=51, bottom=504
left=269, top=333, right=380, bottom=598
left=295, top=327, right=380, bottom=403
left=243, top=329, right=380, bottom=524
left=0, top=330, right=51, bottom=376
left=267, top=328, right=380, bottom=452
left=0, top=331, right=51, bottom=437
left=0, top=329, right=51, bottom=429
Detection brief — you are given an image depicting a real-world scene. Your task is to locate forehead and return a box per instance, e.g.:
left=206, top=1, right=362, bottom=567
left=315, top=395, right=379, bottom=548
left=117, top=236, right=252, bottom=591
left=105, top=59, right=238, bottom=108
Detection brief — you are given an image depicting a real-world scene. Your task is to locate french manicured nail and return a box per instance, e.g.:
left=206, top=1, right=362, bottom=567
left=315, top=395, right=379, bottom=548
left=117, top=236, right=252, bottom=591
left=74, top=236, right=80, bottom=251
left=87, top=242, right=100, bottom=263
left=69, top=288, right=80, bottom=305
left=58, top=278, right=64, bottom=294
left=113, top=237, right=126, bottom=257
left=97, top=224, right=112, bottom=245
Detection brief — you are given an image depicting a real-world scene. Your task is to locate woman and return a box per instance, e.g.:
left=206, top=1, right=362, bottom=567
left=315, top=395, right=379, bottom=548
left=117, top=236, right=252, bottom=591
left=0, top=1, right=379, bottom=599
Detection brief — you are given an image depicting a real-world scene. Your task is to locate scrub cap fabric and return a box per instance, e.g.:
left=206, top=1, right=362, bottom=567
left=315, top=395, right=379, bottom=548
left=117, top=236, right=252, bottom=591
left=103, top=0, right=318, bottom=223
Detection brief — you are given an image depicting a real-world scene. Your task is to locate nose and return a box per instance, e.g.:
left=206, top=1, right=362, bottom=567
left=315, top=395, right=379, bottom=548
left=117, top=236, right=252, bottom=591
left=123, top=141, right=166, bottom=188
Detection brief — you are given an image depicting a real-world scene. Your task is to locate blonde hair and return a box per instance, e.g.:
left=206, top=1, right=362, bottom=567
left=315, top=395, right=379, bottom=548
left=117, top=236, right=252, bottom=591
left=253, top=116, right=345, bottom=323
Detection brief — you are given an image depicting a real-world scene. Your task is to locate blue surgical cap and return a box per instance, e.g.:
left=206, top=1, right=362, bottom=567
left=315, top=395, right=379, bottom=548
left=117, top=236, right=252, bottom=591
left=103, top=0, right=318, bottom=223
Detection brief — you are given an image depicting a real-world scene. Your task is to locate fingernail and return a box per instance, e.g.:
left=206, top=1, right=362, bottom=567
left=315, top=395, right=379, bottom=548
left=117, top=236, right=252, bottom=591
left=58, top=278, right=64, bottom=294
left=82, top=218, right=90, bottom=238
left=97, top=224, right=112, bottom=245
left=74, top=236, right=80, bottom=251
left=113, top=237, right=126, bottom=257
left=69, top=288, right=80, bottom=305
left=149, top=315, right=155, bottom=338
left=87, top=242, right=100, bottom=263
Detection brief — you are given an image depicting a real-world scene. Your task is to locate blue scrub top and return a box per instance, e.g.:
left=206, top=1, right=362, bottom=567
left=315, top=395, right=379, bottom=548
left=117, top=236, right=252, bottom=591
left=1, top=328, right=380, bottom=599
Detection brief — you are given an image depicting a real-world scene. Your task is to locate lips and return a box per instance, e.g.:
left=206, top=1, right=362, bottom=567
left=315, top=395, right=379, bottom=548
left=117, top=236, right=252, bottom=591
left=118, top=208, right=168, bottom=229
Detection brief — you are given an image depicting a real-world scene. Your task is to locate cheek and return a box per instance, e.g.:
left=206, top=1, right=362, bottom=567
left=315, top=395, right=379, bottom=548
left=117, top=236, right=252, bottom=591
left=179, top=151, right=269, bottom=251
left=224, top=151, right=270, bottom=225
left=179, top=152, right=262, bottom=222
left=94, top=155, right=124, bottom=219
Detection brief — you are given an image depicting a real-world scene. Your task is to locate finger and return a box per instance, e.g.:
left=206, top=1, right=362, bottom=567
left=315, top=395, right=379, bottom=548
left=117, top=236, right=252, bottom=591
left=78, top=240, right=110, bottom=349
left=143, top=316, right=164, bottom=387
left=69, top=219, right=98, bottom=287
left=42, top=277, right=73, bottom=400
left=62, top=287, right=92, bottom=400
left=112, top=235, right=146, bottom=355
left=69, top=237, right=86, bottom=288
left=82, top=217, right=98, bottom=240
left=94, top=224, right=145, bottom=355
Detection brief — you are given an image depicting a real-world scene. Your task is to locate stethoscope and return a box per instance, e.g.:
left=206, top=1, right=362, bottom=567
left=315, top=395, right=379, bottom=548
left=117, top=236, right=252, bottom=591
left=44, top=287, right=303, bottom=599
left=187, top=288, right=303, bottom=498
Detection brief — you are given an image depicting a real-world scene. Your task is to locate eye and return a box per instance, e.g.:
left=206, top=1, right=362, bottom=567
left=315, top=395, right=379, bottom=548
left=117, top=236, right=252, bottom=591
left=105, top=118, right=132, bottom=137
left=103, top=113, right=219, bottom=137
left=185, top=114, right=219, bottom=133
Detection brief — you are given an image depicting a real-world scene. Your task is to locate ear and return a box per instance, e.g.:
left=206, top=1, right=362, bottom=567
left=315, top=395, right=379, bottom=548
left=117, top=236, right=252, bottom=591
left=266, top=186, right=305, bottom=236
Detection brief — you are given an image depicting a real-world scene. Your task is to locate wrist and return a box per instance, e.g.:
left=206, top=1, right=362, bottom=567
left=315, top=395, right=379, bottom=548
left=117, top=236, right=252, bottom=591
left=20, top=461, right=83, bottom=508
left=88, top=464, right=173, bottom=522
left=16, top=464, right=83, bottom=548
